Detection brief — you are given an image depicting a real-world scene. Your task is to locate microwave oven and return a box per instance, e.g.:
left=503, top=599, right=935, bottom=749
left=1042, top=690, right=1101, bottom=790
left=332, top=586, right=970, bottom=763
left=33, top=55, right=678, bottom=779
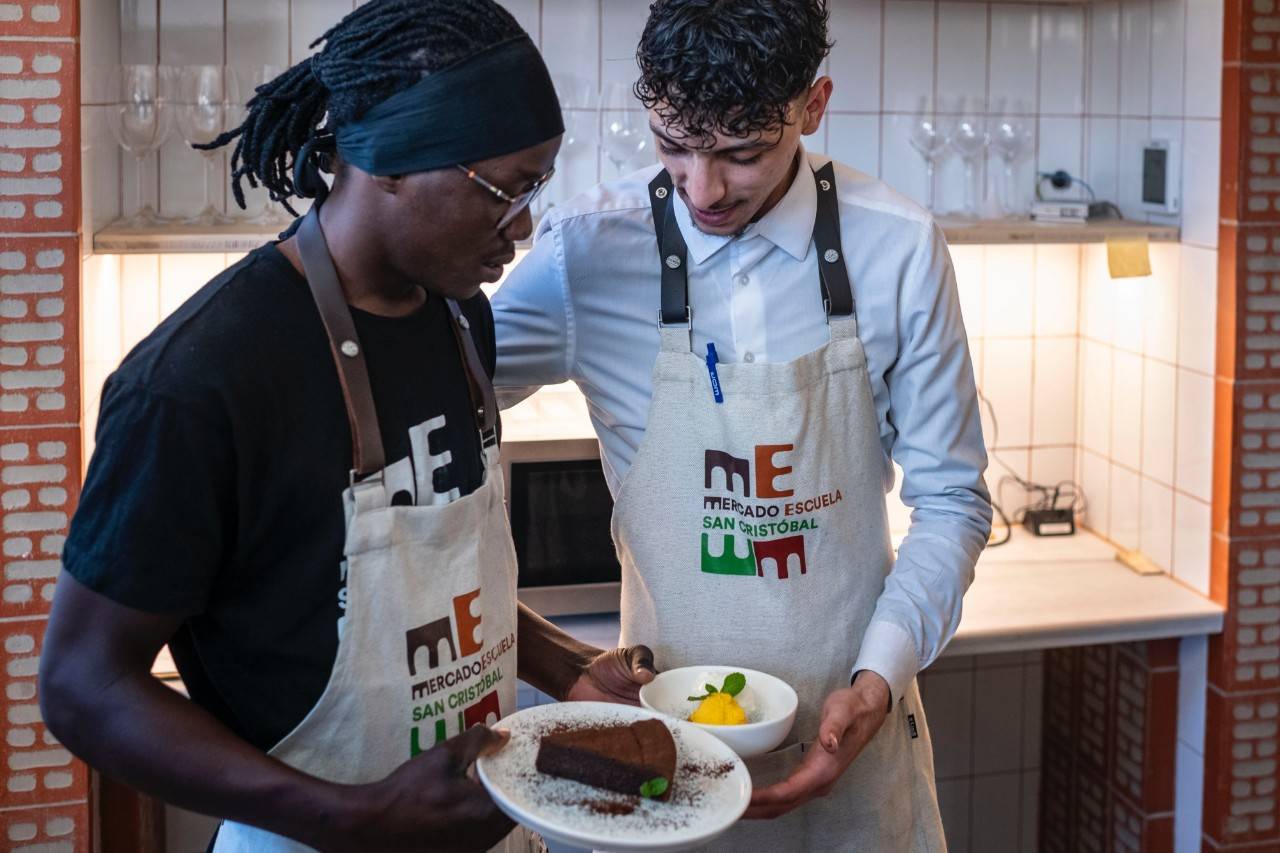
left=500, top=438, right=622, bottom=616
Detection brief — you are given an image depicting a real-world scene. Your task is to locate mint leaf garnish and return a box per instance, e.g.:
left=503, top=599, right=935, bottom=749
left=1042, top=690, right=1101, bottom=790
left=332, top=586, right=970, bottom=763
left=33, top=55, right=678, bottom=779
left=640, top=777, right=669, bottom=799
left=688, top=673, right=747, bottom=703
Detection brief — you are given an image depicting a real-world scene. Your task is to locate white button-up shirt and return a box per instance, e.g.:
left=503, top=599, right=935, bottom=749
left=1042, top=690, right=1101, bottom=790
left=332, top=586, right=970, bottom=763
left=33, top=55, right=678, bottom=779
left=492, top=150, right=992, bottom=701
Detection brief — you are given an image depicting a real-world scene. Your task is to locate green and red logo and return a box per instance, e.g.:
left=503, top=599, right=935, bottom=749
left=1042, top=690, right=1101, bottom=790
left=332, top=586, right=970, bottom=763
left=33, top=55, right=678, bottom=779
left=404, top=588, right=514, bottom=755
left=701, top=445, right=842, bottom=579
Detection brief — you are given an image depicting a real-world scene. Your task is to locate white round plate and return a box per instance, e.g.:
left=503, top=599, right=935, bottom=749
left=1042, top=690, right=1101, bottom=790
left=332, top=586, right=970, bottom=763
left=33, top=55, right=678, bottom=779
left=477, top=701, right=751, bottom=852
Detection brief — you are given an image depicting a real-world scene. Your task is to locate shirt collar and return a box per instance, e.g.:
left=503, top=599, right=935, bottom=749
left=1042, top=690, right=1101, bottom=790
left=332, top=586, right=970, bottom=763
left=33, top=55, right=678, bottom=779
left=669, top=146, right=818, bottom=266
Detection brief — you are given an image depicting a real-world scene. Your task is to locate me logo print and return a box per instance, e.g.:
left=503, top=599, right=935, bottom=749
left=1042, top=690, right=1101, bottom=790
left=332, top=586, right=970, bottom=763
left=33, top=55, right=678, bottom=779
left=700, top=445, right=841, bottom=579
left=704, top=445, right=795, bottom=498
left=405, top=589, right=483, bottom=685
left=404, top=588, right=514, bottom=756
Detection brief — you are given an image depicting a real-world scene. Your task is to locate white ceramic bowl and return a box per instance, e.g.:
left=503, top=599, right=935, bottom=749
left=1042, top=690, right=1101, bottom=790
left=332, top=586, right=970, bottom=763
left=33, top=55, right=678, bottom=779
left=639, top=665, right=797, bottom=759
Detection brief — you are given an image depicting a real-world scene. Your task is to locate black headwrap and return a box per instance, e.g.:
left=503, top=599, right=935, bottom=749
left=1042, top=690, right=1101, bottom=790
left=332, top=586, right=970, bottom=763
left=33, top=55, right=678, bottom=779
left=334, top=35, right=563, bottom=177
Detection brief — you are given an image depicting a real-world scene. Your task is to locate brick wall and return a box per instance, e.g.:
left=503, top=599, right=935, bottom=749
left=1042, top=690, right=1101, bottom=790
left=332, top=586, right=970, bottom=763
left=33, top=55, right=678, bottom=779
left=0, top=1, right=89, bottom=851
left=1040, top=641, right=1180, bottom=852
left=1200, top=1, right=1280, bottom=847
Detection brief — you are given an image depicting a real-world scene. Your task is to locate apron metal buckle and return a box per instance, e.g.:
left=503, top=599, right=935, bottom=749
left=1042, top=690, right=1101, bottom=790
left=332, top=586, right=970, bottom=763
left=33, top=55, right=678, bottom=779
left=656, top=307, right=694, bottom=348
left=656, top=306, right=692, bottom=327
left=823, top=296, right=832, bottom=322
left=349, top=467, right=385, bottom=493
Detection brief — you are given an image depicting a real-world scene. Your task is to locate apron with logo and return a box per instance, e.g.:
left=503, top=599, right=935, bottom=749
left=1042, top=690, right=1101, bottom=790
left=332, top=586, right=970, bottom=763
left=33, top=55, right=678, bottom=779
left=611, top=164, right=945, bottom=852
left=214, top=211, right=522, bottom=852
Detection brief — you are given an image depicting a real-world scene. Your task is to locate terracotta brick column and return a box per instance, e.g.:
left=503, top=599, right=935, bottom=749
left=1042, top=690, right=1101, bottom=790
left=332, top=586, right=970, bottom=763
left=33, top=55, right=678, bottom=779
left=1201, top=1, right=1280, bottom=848
left=0, top=1, right=89, bottom=850
left=1040, top=641, right=1180, bottom=851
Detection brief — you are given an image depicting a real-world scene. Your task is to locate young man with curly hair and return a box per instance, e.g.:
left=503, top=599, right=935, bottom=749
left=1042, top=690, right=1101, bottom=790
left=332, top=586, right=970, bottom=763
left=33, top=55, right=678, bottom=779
left=493, top=0, right=992, bottom=849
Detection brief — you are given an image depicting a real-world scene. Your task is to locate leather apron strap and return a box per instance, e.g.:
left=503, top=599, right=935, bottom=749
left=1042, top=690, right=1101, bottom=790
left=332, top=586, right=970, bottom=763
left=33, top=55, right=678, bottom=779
left=295, top=209, right=498, bottom=478
left=297, top=210, right=386, bottom=477
left=445, top=298, right=499, bottom=447
left=647, top=170, right=693, bottom=326
left=811, top=161, right=855, bottom=317
left=646, top=158, right=856, bottom=328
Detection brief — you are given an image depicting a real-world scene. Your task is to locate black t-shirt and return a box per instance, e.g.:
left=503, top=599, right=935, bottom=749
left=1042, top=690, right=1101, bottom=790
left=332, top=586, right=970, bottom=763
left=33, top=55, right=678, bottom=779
left=62, top=243, right=497, bottom=751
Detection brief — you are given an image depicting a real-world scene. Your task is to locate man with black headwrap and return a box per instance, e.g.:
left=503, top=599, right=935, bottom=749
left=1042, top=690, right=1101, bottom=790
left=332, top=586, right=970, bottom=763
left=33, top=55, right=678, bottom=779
left=39, top=3, right=653, bottom=851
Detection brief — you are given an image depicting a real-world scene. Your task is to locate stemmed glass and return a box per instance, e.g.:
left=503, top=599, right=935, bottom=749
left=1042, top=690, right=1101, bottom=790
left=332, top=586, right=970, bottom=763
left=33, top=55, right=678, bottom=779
left=106, top=64, right=174, bottom=227
left=545, top=73, right=596, bottom=211
left=908, top=100, right=947, bottom=211
left=989, top=108, right=1030, bottom=217
left=233, top=64, right=291, bottom=225
left=176, top=65, right=241, bottom=225
left=947, top=114, right=988, bottom=217
left=600, top=82, right=650, bottom=178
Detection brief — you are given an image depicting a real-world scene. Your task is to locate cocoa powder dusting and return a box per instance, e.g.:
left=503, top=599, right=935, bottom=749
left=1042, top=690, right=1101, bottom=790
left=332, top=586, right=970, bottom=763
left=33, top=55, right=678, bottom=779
left=680, top=759, right=736, bottom=779
left=570, top=798, right=637, bottom=816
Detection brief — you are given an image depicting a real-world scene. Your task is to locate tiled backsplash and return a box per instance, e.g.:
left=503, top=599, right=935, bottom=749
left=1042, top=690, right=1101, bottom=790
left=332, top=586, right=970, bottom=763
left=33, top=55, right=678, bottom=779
left=922, top=652, right=1044, bottom=853
left=1076, top=242, right=1216, bottom=594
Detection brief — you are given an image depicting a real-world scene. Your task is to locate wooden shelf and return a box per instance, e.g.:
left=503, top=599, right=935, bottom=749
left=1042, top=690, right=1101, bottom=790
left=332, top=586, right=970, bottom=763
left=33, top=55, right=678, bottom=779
left=936, top=216, right=1179, bottom=245
left=93, top=221, right=287, bottom=254
left=94, top=216, right=1179, bottom=255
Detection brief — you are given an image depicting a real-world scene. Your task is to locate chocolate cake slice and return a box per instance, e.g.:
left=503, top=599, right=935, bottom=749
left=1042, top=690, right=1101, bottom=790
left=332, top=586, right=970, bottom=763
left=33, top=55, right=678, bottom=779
left=536, top=718, right=677, bottom=801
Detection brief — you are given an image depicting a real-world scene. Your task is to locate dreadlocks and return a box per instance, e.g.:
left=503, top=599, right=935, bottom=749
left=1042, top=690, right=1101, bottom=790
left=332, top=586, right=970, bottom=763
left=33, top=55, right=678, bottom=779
left=198, top=0, right=526, bottom=214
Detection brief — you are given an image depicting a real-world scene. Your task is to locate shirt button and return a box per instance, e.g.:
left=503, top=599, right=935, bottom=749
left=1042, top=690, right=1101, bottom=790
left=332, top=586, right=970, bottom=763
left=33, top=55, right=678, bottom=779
left=743, top=351, right=755, bottom=363
left=734, top=273, right=749, bottom=287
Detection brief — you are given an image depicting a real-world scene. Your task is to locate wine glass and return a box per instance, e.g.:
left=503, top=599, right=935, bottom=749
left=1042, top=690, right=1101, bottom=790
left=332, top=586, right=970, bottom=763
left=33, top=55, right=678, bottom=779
left=176, top=65, right=241, bottom=225
left=541, top=73, right=597, bottom=212
left=600, top=82, right=650, bottom=178
left=948, top=114, right=988, bottom=217
left=106, top=64, right=174, bottom=227
left=233, top=64, right=292, bottom=225
left=907, top=99, right=947, bottom=211
left=554, top=72, right=595, bottom=113
left=989, top=107, right=1030, bottom=217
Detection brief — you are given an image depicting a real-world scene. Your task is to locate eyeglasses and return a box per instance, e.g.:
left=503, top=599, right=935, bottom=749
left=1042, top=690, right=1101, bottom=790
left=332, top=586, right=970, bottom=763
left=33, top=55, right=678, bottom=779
left=456, top=163, right=556, bottom=230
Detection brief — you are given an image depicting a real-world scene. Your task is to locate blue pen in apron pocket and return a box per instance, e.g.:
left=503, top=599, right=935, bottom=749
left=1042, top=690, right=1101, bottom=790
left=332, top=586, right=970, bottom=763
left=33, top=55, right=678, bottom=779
left=706, top=343, right=724, bottom=403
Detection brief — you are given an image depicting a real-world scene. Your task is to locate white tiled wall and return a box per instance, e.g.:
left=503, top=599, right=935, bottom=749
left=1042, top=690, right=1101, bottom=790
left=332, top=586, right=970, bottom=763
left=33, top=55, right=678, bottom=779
left=1076, top=241, right=1216, bottom=587
left=78, top=1, right=1224, bottom=850
left=921, top=651, right=1044, bottom=853
left=953, top=243, right=1080, bottom=528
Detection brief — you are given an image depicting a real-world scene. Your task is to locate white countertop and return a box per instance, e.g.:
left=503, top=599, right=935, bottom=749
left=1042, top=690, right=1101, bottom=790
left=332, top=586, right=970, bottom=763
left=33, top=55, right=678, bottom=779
left=548, top=528, right=1225, bottom=657
left=943, top=528, right=1223, bottom=655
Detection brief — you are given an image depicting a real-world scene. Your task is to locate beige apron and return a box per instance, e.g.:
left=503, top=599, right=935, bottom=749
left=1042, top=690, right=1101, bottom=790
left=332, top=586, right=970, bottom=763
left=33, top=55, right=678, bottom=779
left=610, top=165, right=945, bottom=851
left=214, top=211, right=522, bottom=852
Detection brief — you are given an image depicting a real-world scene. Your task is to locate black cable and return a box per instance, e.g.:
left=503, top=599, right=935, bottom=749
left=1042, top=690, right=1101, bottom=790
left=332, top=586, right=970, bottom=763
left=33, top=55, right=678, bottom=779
left=989, top=491, right=1013, bottom=547
left=976, top=386, right=1087, bottom=547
